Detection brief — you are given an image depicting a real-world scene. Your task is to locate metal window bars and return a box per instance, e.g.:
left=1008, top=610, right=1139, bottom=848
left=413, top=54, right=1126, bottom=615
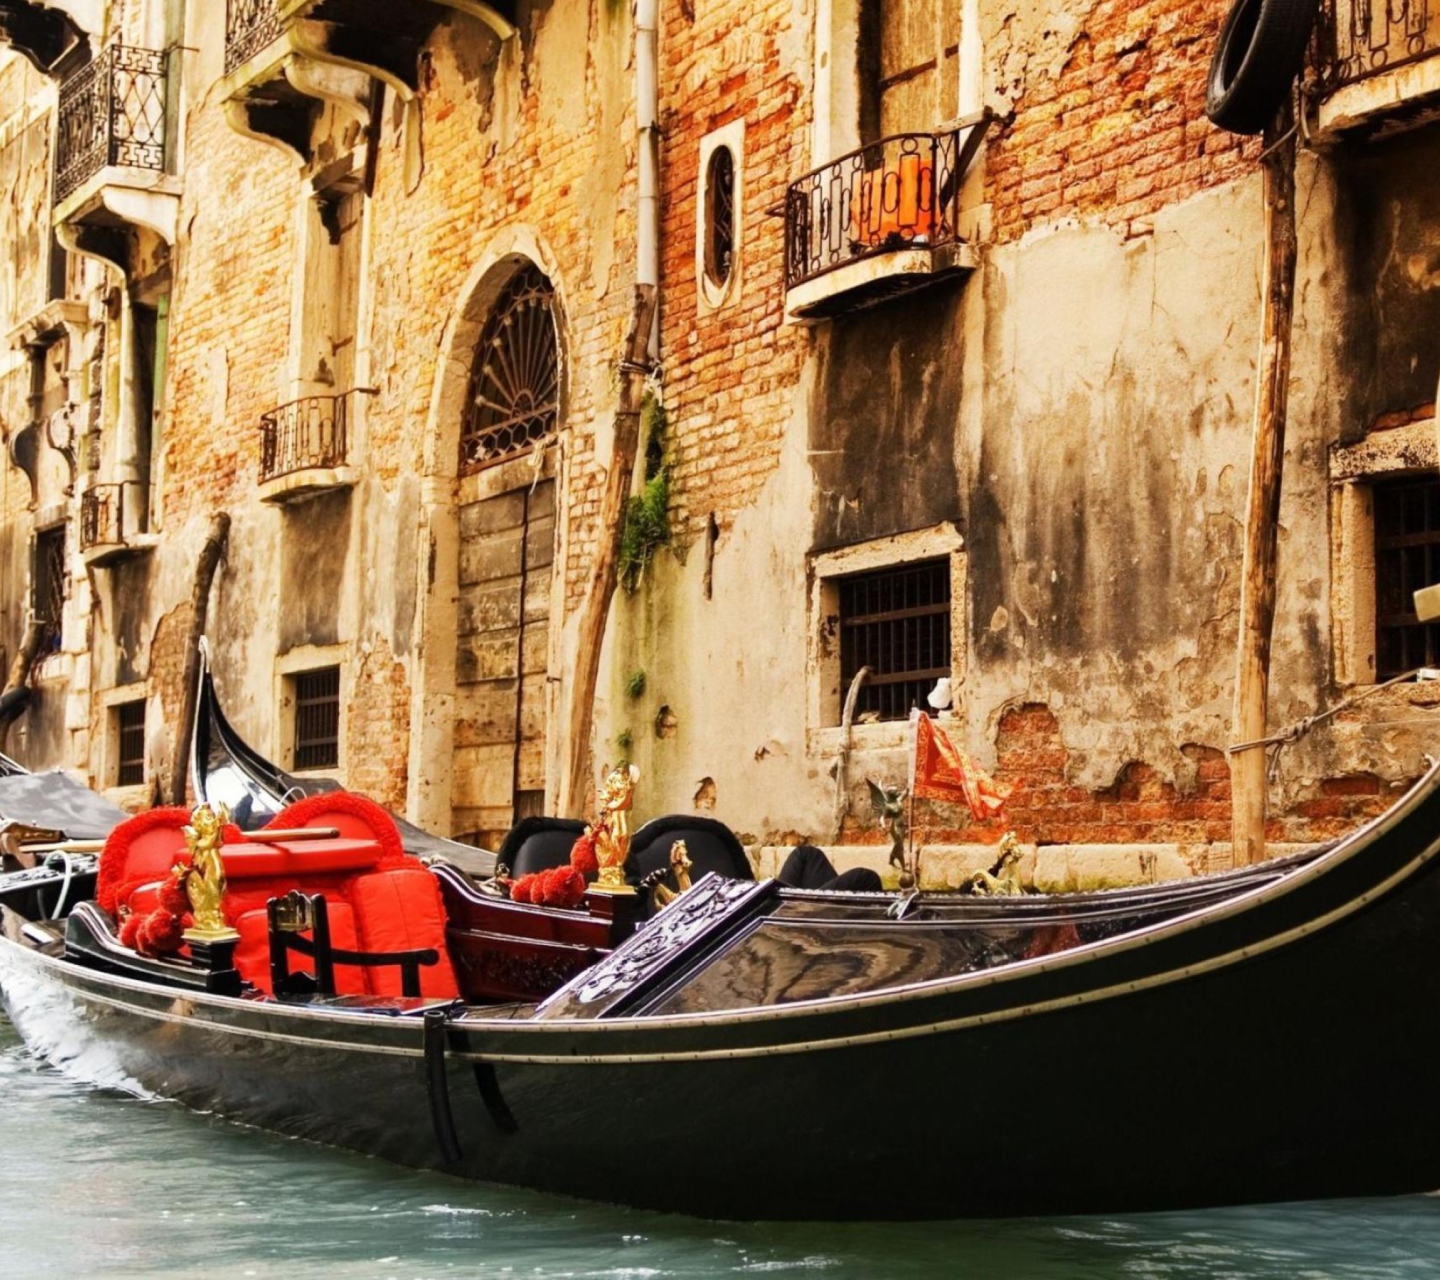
left=260, top=392, right=351, bottom=483
left=79, top=484, right=124, bottom=551
left=116, top=700, right=146, bottom=787
left=1375, top=476, right=1440, bottom=679
left=1313, top=0, right=1440, bottom=92
left=293, top=668, right=341, bottom=771
left=838, top=559, right=952, bottom=722
left=32, top=527, right=66, bottom=656
left=226, top=0, right=282, bottom=76
left=54, top=44, right=168, bottom=204
left=784, top=120, right=989, bottom=292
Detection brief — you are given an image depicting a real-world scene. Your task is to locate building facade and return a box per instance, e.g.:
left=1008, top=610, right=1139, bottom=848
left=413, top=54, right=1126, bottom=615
left=3, top=0, right=1439, bottom=883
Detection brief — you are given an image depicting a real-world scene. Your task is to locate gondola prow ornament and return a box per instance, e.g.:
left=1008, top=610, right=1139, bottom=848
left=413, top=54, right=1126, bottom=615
left=180, top=802, right=239, bottom=944
left=591, top=764, right=640, bottom=895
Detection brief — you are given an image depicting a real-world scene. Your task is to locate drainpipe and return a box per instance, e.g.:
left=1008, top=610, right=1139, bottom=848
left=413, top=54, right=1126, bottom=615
left=636, top=0, right=660, bottom=359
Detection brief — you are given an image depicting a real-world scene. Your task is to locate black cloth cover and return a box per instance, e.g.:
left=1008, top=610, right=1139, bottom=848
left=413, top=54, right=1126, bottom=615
left=0, top=772, right=128, bottom=841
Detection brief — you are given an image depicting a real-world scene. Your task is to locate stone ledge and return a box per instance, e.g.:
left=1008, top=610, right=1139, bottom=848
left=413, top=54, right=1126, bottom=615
left=785, top=242, right=978, bottom=322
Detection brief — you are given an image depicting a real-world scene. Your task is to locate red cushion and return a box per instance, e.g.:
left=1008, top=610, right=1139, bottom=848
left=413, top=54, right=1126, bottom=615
left=220, top=838, right=381, bottom=879
left=233, top=901, right=367, bottom=996
left=97, top=808, right=191, bottom=912
left=349, top=868, right=458, bottom=999
left=264, top=793, right=406, bottom=868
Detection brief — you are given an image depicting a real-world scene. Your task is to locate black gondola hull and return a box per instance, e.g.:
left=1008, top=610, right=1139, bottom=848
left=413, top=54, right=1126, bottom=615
left=5, top=781, right=1440, bottom=1222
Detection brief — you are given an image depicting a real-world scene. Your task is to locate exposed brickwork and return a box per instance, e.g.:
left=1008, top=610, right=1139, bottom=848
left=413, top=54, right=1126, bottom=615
left=986, top=0, right=1261, bottom=243
left=840, top=703, right=1395, bottom=863
left=659, top=2, right=808, bottom=539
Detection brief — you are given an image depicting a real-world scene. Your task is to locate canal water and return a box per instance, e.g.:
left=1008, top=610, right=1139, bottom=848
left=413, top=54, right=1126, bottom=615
left=4, top=1019, right=1440, bottom=1279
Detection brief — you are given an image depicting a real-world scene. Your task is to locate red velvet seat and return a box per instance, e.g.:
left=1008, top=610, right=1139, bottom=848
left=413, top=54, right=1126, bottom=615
left=97, top=793, right=458, bottom=999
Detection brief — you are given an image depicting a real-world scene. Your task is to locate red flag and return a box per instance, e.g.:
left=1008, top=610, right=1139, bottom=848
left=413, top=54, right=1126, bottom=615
left=910, top=710, right=1011, bottom=820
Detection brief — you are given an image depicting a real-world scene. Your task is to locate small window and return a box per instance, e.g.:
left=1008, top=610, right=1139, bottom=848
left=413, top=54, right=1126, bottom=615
left=704, top=146, right=735, bottom=290
left=839, top=559, right=951, bottom=721
left=1375, top=476, right=1440, bottom=679
left=292, top=667, right=341, bottom=770
left=115, top=700, right=146, bottom=787
left=32, top=527, right=66, bottom=654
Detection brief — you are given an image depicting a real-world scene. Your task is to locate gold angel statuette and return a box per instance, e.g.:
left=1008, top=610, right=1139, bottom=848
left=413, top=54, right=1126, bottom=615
left=180, top=801, right=239, bottom=943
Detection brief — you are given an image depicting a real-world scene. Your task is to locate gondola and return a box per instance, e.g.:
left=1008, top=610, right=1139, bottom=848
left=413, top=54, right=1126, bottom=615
left=3, top=734, right=1439, bottom=1219
left=0, top=765, right=125, bottom=925
left=190, top=646, right=495, bottom=878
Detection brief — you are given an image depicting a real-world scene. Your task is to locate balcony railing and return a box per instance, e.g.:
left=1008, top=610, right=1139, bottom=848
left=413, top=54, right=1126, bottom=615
left=79, top=484, right=125, bottom=552
left=260, top=393, right=351, bottom=484
left=1314, top=0, right=1440, bottom=92
left=54, top=44, right=168, bottom=204
left=785, top=131, right=974, bottom=292
left=226, top=0, right=282, bottom=76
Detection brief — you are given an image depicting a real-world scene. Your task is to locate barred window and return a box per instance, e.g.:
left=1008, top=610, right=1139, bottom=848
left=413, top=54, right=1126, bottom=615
left=838, top=559, right=951, bottom=721
left=32, top=527, right=66, bottom=655
left=459, top=264, right=560, bottom=473
left=292, top=667, right=340, bottom=771
left=115, top=700, right=146, bottom=786
left=1376, top=476, right=1440, bottom=680
left=704, top=146, right=735, bottom=289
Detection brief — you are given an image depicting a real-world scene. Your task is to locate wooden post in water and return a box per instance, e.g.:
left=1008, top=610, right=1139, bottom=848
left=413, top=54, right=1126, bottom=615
left=558, top=285, right=659, bottom=819
left=1231, top=102, right=1298, bottom=867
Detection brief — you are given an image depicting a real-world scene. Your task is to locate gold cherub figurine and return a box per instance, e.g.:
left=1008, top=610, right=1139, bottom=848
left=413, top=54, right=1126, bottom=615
left=179, top=801, right=240, bottom=943
left=652, top=840, right=693, bottom=909
left=591, top=763, right=640, bottom=894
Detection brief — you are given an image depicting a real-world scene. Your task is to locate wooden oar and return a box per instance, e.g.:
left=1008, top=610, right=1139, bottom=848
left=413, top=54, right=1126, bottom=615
left=17, top=827, right=343, bottom=857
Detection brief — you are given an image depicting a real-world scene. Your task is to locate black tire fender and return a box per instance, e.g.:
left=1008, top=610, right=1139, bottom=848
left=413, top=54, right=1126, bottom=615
left=1205, top=0, right=1322, bottom=135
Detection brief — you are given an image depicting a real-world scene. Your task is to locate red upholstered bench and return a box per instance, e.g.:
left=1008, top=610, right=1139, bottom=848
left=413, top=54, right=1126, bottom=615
left=97, top=794, right=458, bottom=999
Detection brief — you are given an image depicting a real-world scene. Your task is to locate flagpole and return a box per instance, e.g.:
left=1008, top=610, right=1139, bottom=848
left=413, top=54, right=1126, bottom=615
left=907, top=707, right=919, bottom=887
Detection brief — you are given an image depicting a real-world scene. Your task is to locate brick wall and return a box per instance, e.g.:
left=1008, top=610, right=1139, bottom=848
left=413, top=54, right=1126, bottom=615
left=985, top=0, right=1260, bottom=243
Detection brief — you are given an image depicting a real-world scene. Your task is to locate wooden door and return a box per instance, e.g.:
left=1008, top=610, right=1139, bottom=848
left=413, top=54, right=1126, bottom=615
left=451, top=479, right=554, bottom=849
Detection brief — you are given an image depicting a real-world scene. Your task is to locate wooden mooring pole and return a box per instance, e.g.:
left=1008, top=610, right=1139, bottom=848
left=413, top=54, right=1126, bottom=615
left=1231, top=101, right=1298, bottom=867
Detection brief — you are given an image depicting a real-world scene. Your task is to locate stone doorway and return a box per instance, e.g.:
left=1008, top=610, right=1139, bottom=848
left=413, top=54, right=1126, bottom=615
left=451, top=477, right=555, bottom=849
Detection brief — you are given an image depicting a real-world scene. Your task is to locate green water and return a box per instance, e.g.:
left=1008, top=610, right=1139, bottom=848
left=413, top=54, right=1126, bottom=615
left=3, top=1019, right=1439, bottom=1279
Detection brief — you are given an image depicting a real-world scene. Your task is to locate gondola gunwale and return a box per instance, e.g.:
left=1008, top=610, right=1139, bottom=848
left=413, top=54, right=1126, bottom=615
left=3, top=757, right=1436, bottom=1067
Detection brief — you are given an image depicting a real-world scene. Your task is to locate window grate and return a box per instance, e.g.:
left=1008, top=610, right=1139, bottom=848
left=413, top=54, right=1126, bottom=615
left=293, top=667, right=340, bottom=771
left=838, top=558, right=951, bottom=721
left=1376, top=477, right=1440, bottom=680
left=116, top=699, right=146, bottom=786
left=459, top=264, right=559, bottom=474
left=33, top=527, right=66, bottom=655
left=704, top=146, right=735, bottom=289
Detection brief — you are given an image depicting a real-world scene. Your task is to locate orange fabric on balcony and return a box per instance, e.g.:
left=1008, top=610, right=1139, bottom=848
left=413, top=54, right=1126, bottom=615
left=849, top=155, right=935, bottom=247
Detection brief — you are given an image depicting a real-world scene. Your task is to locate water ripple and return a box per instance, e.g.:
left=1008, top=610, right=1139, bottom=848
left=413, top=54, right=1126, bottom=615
left=5, top=1018, right=1440, bottom=1279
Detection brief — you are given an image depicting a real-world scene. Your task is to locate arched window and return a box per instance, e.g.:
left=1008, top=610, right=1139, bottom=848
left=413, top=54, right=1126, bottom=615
left=704, top=145, right=735, bottom=290
left=459, top=263, right=559, bottom=473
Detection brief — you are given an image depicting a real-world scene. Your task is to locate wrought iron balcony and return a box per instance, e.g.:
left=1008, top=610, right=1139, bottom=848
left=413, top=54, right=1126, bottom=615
left=784, top=121, right=989, bottom=319
left=260, top=392, right=352, bottom=488
left=1315, top=0, right=1439, bottom=93
left=79, top=481, right=155, bottom=566
left=79, top=483, right=123, bottom=552
left=226, top=0, right=282, bottom=76
left=54, top=44, right=168, bottom=205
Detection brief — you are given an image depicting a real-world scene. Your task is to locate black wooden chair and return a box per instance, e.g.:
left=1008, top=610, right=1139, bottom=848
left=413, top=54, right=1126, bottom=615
left=267, top=891, right=440, bottom=998
left=497, top=816, right=587, bottom=879
left=627, top=815, right=753, bottom=884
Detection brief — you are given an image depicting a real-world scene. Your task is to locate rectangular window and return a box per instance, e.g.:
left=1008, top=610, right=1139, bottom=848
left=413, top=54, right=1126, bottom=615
left=838, top=558, right=951, bottom=721
left=1375, top=476, right=1440, bottom=679
left=32, top=527, right=66, bottom=654
left=292, top=666, right=341, bottom=770
left=115, top=700, right=146, bottom=786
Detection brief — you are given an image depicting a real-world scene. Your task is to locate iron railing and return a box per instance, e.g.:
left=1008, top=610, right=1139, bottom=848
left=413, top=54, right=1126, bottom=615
left=260, top=392, right=351, bottom=483
left=54, top=44, right=168, bottom=203
left=1314, top=0, right=1440, bottom=92
left=785, top=127, right=987, bottom=291
left=226, top=0, right=282, bottom=75
left=79, top=483, right=125, bottom=551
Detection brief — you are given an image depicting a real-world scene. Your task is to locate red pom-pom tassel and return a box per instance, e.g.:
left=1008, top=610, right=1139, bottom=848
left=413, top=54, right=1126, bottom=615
left=569, top=831, right=599, bottom=877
